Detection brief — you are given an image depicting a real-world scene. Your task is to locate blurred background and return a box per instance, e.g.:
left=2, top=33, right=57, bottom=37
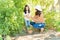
left=0, top=0, right=60, bottom=40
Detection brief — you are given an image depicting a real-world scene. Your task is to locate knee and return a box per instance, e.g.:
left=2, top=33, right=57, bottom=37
left=40, top=28, right=44, bottom=32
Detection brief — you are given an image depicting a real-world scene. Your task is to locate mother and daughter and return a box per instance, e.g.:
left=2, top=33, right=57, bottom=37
left=24, top=5, right=45, bottom=34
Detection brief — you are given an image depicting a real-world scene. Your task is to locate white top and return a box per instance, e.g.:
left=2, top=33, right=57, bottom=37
left=24, top=11, right=30, bottom=20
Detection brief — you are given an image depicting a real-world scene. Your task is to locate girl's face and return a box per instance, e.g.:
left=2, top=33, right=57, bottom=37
left=26, top=7, right=29, bottom=11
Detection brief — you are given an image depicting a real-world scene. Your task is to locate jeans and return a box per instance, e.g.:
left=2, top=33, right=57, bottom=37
left=25, top=19, right=30, bottom=28
left=30, top=22, right=45, bottom=29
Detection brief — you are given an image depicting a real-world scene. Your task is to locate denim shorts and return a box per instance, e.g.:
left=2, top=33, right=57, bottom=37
left=30, top=22, right=45, bottom=29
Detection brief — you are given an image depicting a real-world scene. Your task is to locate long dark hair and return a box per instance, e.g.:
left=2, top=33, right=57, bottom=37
left=24, top=5, right=30, bottom=14
left=35, top=9, right=42, bottom=17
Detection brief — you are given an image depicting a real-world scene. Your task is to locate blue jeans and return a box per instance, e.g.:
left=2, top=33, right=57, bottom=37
left=30, top=22, right=45, bottom=29
left=25, top=19, right=30, bottom=28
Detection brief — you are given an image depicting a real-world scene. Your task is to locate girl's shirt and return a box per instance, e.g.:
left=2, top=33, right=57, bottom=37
left=24, top=11, right=30, bottom=20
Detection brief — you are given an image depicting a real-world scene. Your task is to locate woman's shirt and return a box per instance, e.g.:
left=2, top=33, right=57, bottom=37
left=24, top=11, right=30, bottom=20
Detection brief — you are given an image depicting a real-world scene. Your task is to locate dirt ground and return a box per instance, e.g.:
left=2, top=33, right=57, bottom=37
left=10, top=30, right=60, bottom=40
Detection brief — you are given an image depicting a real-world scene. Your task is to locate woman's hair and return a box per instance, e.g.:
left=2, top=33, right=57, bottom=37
left=35, top=9, right=42, bottom=17
left=24, top=5, right=30, bottom=14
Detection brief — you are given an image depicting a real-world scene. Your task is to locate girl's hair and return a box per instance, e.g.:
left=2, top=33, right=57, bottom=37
left=35, top=9, right=42, bottom=17
left=24, top=5, right=30, bottom=14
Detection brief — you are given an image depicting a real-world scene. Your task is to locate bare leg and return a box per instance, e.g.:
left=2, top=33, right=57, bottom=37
left=40, top=28, right=44, bottom=33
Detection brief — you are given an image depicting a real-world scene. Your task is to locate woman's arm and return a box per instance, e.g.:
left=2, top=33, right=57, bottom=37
left=31, top=16, right=39, bottom=22
left=24, top=13, right=30, bottom=18
left=39, top=13, right=45, bottom=23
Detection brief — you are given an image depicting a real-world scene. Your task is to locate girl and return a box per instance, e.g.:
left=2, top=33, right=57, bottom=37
left=30, top=5, right=45, bottom=33
left=24, top=5, right=31, bottom=32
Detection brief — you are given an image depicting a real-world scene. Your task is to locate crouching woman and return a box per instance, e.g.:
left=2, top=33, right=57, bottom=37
left=30, top=5, right=45, bottom=33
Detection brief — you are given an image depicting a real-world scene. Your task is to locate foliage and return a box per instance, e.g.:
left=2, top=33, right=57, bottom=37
left=0, top=0, right=60, bottom=36
left=0, top=0, right=24, bottom=36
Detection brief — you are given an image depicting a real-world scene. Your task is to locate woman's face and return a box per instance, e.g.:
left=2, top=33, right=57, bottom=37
left=26, top=7, right=29, bottom=11
left=35, top=9, right=37, bottom=12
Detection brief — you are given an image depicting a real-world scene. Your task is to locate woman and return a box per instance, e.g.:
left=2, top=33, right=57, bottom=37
left=30, top=5, right=45, bottom=33
left=24, top=5, right=31, bottom=32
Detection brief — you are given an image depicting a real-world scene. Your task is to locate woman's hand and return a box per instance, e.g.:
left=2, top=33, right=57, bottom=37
left=26, top=14, right=30, bottom=18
